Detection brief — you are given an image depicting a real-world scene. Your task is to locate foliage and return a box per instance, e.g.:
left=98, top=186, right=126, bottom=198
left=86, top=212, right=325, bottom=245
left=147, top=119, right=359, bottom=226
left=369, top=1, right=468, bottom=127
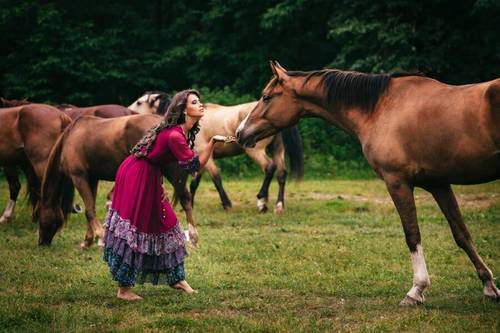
left=1, top=0, right=498, bottom=172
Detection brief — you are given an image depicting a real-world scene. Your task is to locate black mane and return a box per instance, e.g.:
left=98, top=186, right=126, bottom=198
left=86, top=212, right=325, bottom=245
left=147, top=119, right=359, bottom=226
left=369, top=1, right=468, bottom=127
left=143, top=90, right=171, bottom=115
left=287, top=69, right=425, bottom=112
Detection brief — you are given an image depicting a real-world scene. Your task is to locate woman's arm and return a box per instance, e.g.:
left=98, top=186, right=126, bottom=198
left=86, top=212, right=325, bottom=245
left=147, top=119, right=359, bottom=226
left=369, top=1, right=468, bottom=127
left=198, top=135, right=235, bottom=167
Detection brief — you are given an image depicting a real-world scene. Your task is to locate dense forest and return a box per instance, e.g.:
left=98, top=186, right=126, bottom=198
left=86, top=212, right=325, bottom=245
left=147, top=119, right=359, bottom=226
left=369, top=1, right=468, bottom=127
left=1, top=0, right=499, bottom=176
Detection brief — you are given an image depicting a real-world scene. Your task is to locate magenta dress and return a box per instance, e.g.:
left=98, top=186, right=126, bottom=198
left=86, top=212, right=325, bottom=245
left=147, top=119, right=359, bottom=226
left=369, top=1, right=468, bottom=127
left=103, top=125, right=199, bottom=286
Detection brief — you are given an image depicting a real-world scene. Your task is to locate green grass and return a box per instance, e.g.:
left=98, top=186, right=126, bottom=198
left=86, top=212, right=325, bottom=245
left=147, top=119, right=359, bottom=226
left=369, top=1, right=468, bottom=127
left=0, top=178, right=499, bottom=332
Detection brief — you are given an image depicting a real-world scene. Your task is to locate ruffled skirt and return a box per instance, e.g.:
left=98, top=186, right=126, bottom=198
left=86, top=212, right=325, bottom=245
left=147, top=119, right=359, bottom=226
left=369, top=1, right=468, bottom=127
left=103, top=208, right=187, bottom=287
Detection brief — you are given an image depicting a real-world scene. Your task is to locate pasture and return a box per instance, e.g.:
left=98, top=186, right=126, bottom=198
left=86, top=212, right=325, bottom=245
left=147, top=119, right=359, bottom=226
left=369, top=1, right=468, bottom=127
left=0, top=178, right=499, bottom=332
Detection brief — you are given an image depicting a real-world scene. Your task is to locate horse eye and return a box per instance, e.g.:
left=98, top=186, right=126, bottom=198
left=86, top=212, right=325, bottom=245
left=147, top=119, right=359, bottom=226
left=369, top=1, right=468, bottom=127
left=137, top=101, right=142, bottom=106
left=262, top=95, right=271, bottom=101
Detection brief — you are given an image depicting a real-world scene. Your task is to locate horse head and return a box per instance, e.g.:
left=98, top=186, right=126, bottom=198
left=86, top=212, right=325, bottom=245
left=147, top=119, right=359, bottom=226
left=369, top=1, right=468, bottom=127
left=236, top=61, right=303, bottom=148
left=128, top=91, right=171, bottom=115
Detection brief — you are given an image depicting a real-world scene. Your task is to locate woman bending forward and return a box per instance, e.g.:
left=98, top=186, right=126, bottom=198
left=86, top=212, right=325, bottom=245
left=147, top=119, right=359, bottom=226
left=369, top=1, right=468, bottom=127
left=103, top=89, right=231, bottom=301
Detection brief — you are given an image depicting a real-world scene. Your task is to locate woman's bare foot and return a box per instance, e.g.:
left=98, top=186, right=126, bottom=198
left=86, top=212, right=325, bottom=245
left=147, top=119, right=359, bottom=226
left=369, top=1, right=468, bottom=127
left=117, top=286, right=143, bottom=301
left=172, top=280, right=197, bottom=294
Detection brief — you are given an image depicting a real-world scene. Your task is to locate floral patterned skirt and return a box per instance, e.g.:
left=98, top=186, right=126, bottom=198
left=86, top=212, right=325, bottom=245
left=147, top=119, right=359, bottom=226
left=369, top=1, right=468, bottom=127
left=103, top=208, right=187, bottom=287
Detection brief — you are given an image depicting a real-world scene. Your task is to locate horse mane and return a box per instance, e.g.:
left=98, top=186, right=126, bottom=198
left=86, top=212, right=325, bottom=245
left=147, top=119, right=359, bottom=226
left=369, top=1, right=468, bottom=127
left=143, top=90, right=171, bottom=115
left=287, top=69, right=425, bottom=112
left=41, top=121, right=76, bottom=227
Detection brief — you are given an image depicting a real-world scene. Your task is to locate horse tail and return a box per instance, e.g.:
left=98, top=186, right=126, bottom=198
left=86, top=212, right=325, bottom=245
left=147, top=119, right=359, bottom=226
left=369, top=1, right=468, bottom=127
left=40, top=124, right=75, bottom=239
left=281, top=126, right=304, bottom=180
left=22, top=162, right=40, bottom=221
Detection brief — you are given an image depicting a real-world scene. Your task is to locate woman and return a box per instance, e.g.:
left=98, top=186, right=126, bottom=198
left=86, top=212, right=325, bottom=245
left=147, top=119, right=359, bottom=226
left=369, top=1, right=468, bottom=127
left=103, top=89, right=231, bottom=301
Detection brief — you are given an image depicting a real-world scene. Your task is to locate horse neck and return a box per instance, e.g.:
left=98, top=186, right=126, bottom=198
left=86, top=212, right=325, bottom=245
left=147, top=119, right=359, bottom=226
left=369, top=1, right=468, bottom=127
left=236, top=102, right=258, bottom=122
left=294, top=76, right=371, bottom=139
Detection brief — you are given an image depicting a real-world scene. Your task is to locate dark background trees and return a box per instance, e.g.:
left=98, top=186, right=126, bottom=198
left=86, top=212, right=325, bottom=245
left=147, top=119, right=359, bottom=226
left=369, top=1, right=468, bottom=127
left=1, top=0, right=498, bottom=176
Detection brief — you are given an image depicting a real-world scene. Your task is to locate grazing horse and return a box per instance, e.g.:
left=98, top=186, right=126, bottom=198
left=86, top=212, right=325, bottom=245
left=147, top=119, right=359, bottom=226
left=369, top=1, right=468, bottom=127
left=0, top=102, right=137, bottom=224
left=38, top=114, right=198, bottom=248
left=236, top=61, right=500, bottom=305
left=130, top=93, right=304, bottom=213
left=0, top=104, right=72, bottom=223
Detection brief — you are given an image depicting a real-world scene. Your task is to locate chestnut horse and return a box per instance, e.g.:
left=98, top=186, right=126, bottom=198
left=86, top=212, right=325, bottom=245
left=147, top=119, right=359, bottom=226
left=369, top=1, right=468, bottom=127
left=38, top=114, right=198, bottom=248
left=0, top=104, right=72, bottom=223
left=130, top=93, right=304, bottom=213
left=236, top=61, right=500, bottom=305
left=0, top=97, right=30, bottom=107
left=57, top=104, right=137, bottom=119
left=0, top=103, right=137, bottom=224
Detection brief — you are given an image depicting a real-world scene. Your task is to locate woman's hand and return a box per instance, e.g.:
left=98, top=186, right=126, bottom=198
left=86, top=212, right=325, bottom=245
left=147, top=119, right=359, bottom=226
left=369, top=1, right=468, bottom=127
left=212, top=135, right=237, bottom=143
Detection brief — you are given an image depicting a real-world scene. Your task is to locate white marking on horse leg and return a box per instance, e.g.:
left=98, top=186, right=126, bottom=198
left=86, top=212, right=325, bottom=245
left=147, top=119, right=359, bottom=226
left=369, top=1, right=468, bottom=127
left=257, top=197, right=268, bottom=212
left=0, top=199, right=16, bottom=223
left=406, top=244, right=430, bottom=303
left=105, top=200, right=112, bottom=210
left=274, top=201, right=284, bottom=214
left=236, top=111, right=251, bottom=137
left=482, top=270, right=500, bottom=299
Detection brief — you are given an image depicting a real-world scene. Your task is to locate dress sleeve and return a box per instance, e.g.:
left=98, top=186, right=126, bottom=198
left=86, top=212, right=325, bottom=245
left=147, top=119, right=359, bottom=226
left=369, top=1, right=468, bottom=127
left=168, top=130, right=200, bottom=174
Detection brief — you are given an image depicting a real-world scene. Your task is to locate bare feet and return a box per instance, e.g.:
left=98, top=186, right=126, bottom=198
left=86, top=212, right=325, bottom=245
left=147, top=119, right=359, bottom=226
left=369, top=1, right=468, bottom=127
left=117, top=287, right=143, bottom=301
left=172, top=280, right=197, bottom=294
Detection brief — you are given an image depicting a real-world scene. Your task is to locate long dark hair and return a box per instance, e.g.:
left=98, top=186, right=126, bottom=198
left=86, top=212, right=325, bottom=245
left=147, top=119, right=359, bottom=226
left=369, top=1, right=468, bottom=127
left=131, top=89, right=201, bottom=158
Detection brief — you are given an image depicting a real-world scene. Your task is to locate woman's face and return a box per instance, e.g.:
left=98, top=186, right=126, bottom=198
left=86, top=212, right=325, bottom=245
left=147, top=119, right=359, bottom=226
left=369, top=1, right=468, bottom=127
left=185, top=93, right=205, bottom=118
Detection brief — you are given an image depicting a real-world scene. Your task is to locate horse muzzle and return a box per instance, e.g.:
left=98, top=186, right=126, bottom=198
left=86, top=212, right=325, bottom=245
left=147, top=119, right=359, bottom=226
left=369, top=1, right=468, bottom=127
left=236, top=128, right=257, bottom=148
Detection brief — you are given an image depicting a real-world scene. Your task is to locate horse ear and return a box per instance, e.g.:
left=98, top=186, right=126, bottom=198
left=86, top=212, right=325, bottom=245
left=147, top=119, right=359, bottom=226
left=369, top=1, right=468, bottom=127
left=273, top=61, right=287, bottom=73
left=269, top=60, right=288, bottom=81
left=269, top=60, right=279, bottom=77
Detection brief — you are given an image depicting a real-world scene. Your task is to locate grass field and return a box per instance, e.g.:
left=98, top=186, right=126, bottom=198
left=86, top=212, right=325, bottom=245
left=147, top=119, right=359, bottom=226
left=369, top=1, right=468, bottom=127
left=0, top=178, right=499, bottom=332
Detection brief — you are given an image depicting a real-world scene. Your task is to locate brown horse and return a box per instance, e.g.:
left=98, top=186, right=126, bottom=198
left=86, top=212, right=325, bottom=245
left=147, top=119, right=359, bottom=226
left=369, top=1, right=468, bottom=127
left=38, top=114, right=198, bottom=248
left=236, top=61, right=500, bottom=305
left=130, top=93, right=304, bottom=213
left=0, top=97, right=31, bottom=107
left=57, top=104, right=137, bottom=119
left=0, top=103, right=138, bottom=224
left=0, top=104, right=72, bottom=223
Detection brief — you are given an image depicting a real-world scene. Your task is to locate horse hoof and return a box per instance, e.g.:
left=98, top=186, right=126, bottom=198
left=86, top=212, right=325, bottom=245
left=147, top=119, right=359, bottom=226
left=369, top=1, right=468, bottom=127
left=274, top=202, right=284, bottom=214
left=72, top=204, right=82, bottom=214
left=80, top=241, right=92, bottom=249
left=399, top=295, right=423, bottom=307
left=483, top=284, right=500, bottom=302
left=258, top=206, right=268, bottom=213
left=0, top=216, right=8, bottom=224
left=97, top=239, right=104, bottom=248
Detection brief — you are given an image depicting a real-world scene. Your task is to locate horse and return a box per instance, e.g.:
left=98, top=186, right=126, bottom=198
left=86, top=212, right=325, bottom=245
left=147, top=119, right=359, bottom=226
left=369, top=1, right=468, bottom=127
left=0, top=97, right=30, bottom=107
left=129, top=93, right=304, bottom=213
left=56, top=104, right=138, bottom=119
left=0, top=102, right=138, bottom=224
left=128, top=91, right=170, bottom=115
left=38, top=113, right=199, bottom=248
left=236, top=61, right=500, bottom=305
left=0, top=104, right=73, bottom=223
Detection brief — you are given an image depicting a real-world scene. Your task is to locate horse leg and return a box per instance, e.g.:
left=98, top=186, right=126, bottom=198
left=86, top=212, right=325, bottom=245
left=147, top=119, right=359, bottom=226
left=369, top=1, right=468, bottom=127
left=189, top=170, right=204, bottom=207
left=272, top=143, right=286, bottom=214
left=105, top=186, right=114, bottom=210
left=384, top=176, right=429, bottom=306
left=274, top=169, right=287, bottom=214
left=205, top=158, right=232, bottom=210
left=426, top=184, right=499, bottom=301
left=172, top=177, right=197, bottom=246
left=71, top=175, right=102, bottom=248
left=0, top=166, right=21, bottom=224
left=246, top=149, right=273, bottom=213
